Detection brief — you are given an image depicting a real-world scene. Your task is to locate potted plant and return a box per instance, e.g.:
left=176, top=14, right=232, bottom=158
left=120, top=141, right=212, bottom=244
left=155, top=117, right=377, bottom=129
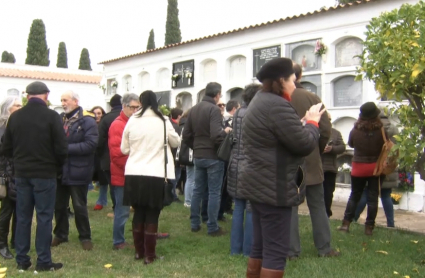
left=390, top=193, right=402, bottom=205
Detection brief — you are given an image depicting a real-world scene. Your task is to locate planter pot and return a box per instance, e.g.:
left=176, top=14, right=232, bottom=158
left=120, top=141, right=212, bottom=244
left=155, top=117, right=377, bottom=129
left=393, top=204, right=400, bottom=210
left=172, top=80, right=176, bottom=87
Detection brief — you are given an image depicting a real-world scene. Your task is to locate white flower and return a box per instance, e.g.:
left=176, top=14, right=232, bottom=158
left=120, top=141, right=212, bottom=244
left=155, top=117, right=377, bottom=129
left=185, top=72, right=192, bottom=79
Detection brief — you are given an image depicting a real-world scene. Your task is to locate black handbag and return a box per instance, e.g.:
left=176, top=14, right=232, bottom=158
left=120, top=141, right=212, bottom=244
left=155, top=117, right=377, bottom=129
left=175, top=127, right=194, bottom=166
left=162, top=119, right=174, bottom=207
left=217, top=131, right=234, bottom=162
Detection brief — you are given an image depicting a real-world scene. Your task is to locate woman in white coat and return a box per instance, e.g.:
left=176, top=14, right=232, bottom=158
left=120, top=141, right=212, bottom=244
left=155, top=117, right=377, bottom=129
left=121, top=90, right=180, bottom=264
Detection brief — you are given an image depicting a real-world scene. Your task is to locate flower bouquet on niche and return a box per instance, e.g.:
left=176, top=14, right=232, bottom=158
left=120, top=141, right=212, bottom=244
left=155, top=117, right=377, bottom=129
left=314, top=40, right=327, bottom=56
left=171, top=74, right=180, bottom=87
left=398, top=171, right=414, bottom=192
left=111, top=81, right=118, bottom=88
left=391, top=193, right=402, bottom=204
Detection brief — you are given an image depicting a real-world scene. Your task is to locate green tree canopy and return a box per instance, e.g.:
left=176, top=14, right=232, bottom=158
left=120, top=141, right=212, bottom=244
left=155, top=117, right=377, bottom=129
left=357, top=1, right=425, bottom=179
left=147, top=29, right=156, bottom=50
left=1, top=51, right=16, bottom=63
left=78, top=48, right=92, bottom=71
left=56, top=42, right=68, bottom=68
left=25, top=19, right=50, bottom=66
left=164, top=0, right=182, bottom=46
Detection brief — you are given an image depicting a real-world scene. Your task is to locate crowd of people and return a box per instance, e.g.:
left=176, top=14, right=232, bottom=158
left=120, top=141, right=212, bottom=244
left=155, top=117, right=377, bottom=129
left=0, top=57, right=398, bottom=277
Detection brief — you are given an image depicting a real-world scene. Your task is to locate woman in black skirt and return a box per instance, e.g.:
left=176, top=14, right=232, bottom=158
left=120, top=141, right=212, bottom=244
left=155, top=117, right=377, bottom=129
left=121, top=90, right=180, bottom=264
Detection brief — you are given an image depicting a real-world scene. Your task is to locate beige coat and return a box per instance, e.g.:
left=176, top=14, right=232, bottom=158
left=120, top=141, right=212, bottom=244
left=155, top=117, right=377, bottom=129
left=121, top=108, right=181, bottom=179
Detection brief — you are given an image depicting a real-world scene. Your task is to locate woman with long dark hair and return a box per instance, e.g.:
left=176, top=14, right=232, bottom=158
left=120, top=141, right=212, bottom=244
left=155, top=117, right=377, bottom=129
left=0, top=96, right=22, bottom=259
left=338, top=102, right=385, bottom=236
left=121, top=90, right=180, bottom=264
left=239, top=58, right=325, bottom=277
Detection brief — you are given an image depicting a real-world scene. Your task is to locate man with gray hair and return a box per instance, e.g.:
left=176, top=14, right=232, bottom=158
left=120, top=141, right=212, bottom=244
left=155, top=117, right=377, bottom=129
left=51, top=91, right=98, bottom=251
left=108, top=93, right=140, bottom=250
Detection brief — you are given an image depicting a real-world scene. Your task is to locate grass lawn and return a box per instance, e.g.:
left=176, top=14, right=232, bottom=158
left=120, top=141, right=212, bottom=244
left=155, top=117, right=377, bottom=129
left=0, top=191, right=424, bottom=277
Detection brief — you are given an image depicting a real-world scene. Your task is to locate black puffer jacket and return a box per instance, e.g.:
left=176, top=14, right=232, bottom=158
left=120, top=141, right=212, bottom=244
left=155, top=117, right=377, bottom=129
left=227, top=104, right=251, bottom=211
left=238, top=92, right=320, bottom=207
left=0, top=125, right=16, bottom=201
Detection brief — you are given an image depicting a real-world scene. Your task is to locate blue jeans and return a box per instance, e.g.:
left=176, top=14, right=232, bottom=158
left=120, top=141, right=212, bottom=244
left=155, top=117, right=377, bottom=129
left=230, top=198, right=253, bottom=256
left=355, top=188, right=394, bottom=227
left=15, top=178, right=56, bottom=266
left=96, top=170, right=115, bottom=209
left=171, top=167, right=182, bottom=200
left=112, top=186, right=130, bottom=245
left=184, top=166, right=195, bottom=205
left=190, top=158, right=224, bottom=234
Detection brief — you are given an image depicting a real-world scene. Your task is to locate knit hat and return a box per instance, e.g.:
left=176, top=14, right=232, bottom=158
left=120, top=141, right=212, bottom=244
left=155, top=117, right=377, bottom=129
left=110, top=94, right=122, bottom=107
left=26, top=81, right=50, bottom=95
left=360, top=102, right=380, bottom=120
left=256, top=58, right=294, bottom=82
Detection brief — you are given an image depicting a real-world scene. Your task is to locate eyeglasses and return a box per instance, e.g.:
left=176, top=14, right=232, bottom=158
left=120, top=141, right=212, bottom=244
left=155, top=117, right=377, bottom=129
left=217, top=104, right=225, bottom=108
left=127, top=105, right=140, bottom=110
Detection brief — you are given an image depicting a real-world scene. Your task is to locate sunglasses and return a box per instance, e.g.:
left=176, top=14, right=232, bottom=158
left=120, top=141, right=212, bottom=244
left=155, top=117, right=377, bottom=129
left=217, top=104, right=226, bottom=107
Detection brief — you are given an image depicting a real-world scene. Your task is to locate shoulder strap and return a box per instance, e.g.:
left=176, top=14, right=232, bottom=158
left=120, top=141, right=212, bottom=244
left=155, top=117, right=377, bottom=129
left=381, top=127, right=387, bottom=142
left=163, top=119, right=168, bottom=180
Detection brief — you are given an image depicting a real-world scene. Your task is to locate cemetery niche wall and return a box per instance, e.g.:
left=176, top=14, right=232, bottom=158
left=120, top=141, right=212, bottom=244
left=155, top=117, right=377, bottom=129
left=335, top=37, right=363, bottom=68
left=333, top=76, right=362, bottom=107
left=172, top=60, right=194, bottom=89
left=300, top=74, right=321, bottom=98
left=176, top=92, right=193, bottom=111
left=253, top=45, right=281, bottom=77
left=286, top=40, right=321, bottom=72
left=7, top=88, right=19, bottom=97
left=155, top=91, right=171, bottom=107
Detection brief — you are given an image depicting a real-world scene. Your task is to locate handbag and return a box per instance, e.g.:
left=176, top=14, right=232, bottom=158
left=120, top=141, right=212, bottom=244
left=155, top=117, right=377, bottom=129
left=217, top=131, right=234, bottom=162
left=373, top=127, right=398, bottom=176
left=175, top=127, right=194, bottom=166
left=0, top=175, right=7, bottom=200
left=162, top=119, right=175, bottom=207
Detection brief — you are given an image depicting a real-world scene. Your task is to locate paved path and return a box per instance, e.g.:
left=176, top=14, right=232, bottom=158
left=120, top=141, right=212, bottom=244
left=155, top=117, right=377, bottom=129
left=298, top=201, right=425, bottom=234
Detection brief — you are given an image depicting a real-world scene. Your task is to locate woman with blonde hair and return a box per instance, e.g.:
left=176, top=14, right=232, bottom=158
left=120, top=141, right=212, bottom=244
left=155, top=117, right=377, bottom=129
left=0, top=96, right=22, bottom=259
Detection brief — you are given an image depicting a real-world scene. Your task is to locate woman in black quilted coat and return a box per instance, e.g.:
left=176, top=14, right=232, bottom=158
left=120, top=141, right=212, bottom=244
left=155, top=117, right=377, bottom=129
left=239, top=58, right=326, bottom=278
left=0, top=96, right=22, bottom=259
left=227, top=83, right=261, bottom=257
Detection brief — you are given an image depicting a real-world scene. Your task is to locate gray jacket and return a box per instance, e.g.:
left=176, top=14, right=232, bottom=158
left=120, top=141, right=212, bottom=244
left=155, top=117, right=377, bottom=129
left=238, top=92, right=319, bottom=207
left=321, top=128, right=346, bottom=173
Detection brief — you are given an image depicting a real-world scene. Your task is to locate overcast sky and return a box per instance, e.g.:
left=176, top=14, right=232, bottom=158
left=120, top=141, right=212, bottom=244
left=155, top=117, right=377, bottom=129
left=1, top=0, right=336, bottom=71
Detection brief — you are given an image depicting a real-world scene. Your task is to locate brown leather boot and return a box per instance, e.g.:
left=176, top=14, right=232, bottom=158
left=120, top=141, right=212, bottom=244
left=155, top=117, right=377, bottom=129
left=337, top=220, right=351, bottom=233
left=132, top=223, right=144, bottom=260
left=144, top=223, right=158, bottom=265
left=365, top=225, right=374, bottom=236
left=260, top=268, right=284, bottom=278
left=246, top=258, right=262, bottom=278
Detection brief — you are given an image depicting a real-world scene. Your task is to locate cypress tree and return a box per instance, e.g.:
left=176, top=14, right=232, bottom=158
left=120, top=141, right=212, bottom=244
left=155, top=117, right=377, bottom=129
left=164, top=0, right=182, bottom=46
left=25, top=19, right=50, bottom=66
left=147, top=29, right=156, bottom=50
left=78, top=48, right=92, bottom=71
left=56, top=42, right=68, bottom=68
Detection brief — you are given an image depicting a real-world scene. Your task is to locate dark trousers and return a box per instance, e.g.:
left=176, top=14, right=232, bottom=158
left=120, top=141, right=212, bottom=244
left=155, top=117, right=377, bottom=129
left=54, top=181, right=91, bottom=241
left=15, top=178, right=56, bottom=266
left=0, top=195, right=16, bottom=248
left=132, top=206, right=161, bottom=225
left=251, top=202, right=292, bottom=271
left=343, top=175, right=382, bottom=226
left=104, top=170, right=116, bottom=209
left=323, top=172, right=337, bottom=217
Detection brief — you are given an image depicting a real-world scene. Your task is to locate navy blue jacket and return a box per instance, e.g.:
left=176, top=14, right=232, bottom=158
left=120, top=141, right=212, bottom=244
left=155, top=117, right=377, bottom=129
left=61, top=107, right=98, bottom=186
